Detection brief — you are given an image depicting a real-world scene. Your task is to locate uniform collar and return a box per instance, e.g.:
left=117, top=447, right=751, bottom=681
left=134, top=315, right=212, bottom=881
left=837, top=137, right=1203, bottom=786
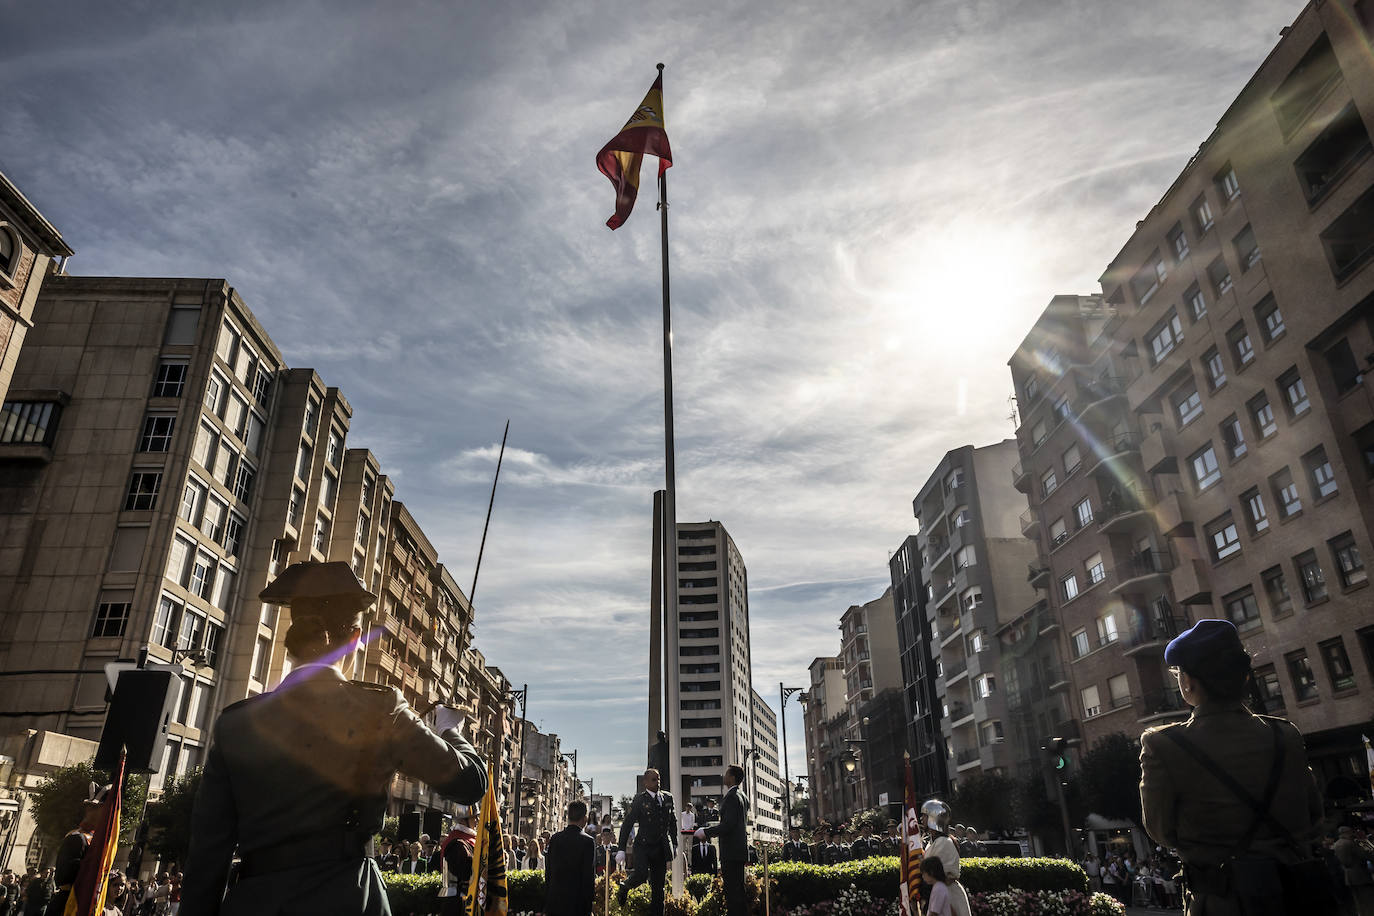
left=278, top=663, right=346, bottom=690
left=1189, top=700, right=1249, bottom=720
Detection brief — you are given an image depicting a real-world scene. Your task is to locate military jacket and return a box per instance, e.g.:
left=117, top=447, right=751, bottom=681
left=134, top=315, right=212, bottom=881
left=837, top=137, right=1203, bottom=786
left=618, top=790, right=677, bottom=863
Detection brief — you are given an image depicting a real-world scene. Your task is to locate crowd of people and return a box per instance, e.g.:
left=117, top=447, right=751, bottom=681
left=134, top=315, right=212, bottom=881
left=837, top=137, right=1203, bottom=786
left=0, top=867, right=182, bottom=916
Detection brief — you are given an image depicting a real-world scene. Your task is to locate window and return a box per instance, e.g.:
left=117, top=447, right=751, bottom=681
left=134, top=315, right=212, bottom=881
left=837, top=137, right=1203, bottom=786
left=212, top=567, right=235, bottom=609
left=244, top=411, right=265, bottom=454
left=1203, top=348, right=1227, bottom=391
left=1071, top=628, right=1091, bottom=658
left=163, top=307, right=200, bottom=346
left=1295, top=550, right=1328, bottom=604
left=313, top=514, right=331, bottom=553
left=1234, top=225, right=1261, bottom=271
left=1074, top=497, right=1093, bottom=529
left=303, top=395, right=321, bottom=436
left=205, top=374, right=225, bottom=415
left=1286, top=650, right=1319, bottom=701
left=180, top=479, right=205, bottom=525
left=1191, top=443, right=1221, bottom=491
left=1252, top=664, right=1285, bottom=715
left=327, top=429, right=343, bottom=467
left=1324, top=339, right=1363, bottom=394
left=1186, top=284, right=1207, bottom=321
left=203, top=621, right=224, bottom=668
left=251, top=366, right=273, bottom=406
left=91, top=601, right=131, bottom=638
left=1321, top=183, right=1374, bottom=280
left=1223, top=587, right=1261, bottom=627
left=1096, top=612, right=1118, bottom=646
left=1193, top=195, right=1214, bottom=234
left=1131, top=252, right=1168, bottom=304
left=322, top=471, right=338, bottom=510
left=288, top=486, right=305, bottom=529
left=124, top=471, right=161, bottom=511
left=967, top=629, right=988, bottom=653
left=0, top=400, right=62, bottom=446
left=152, top=596, right=179, bottom=647
left=153, top=361, right=188, bottom=398
left=202, top=496, right=228, bottom=541
left=1053, top=394, right=1072, bottom=421
left=1278, top=368, right=1310, bottom=418
left=1242, top=488, right=1269, bottom=535
left=296, top=443, right=312, bottom=479
left=1319, top=638, right=1357, bottom=691
left=223, top=513, right=245, bottom=558
left=233, top=462, right=255, bottom=503
left=1272, top=467, right=1302, bottom=518
left=1108, top=673, right=1131, bottom=709
left=1049, top=517, right=1067, bottom=545
left=1222, top=414, right=1248, bottom=460
left=1295, top=102, right=1373, bottom=203
left=224, top=394, right=248, bottom=439
left=1169, top=223, right=1190, bottom=261
left=944, top=467, right=965, bottom=492
left=234, top=344, right=257, bottom=386
left=961, top=586, right=984, bottom=611
left=980, top=720, right=1004, bottom=746
left=1249, top=392, right=1277, bottom=438
left=1062, top=443, right=1082, bottom=475
left=0, top=226, right=16, bottom=274
left=1040, top=468, right=1058, bottom=496
left=1216, top=163, right=1241, bottom=201
left=1031, top=420, right=1048, bottom=447
left=1208, top=256, right=1233, bottom=297
left=1330, top=532, right=1367, bottom=587
left=1081, top=684, right=1101, bottom=718
left=252, top=635, right=272, bottom=682
left=1147, top=312, right=1183, bottom=366
left=1272, top=34, right=1344, bottom=136
left=950, top=505, right=972, bottom=528
left=1263, top=566, right=1293, bottom=616
left=189, top=552, right=215, bottom=600
left=1085, top=552, right=1105, bottom=585
left=954, top=545, right=976, bottom=569
left=1255, top=297, right=1285, bottom=343
left=1173, top=384, right=1203, bottom=426
left=1303, top=446, right=1338, bottom=499
left=974, top=674, right=996, bottom=699
left=1060, top=572, right=1080, bottom=602
left=213, top=443, right=236, bottom=488
left=139, top=415, right=176, bottom=452
left=1228, top=322, right=1255, bottom=367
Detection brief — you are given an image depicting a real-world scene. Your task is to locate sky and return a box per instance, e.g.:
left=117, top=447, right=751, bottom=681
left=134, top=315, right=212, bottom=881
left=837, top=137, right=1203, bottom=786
left=1, top=0, right=1305, bottom=799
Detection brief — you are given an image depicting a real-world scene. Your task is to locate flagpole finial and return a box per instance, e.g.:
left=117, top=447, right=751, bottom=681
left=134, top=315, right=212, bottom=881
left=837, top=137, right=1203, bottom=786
left=657, top=62, right=664, bottom=71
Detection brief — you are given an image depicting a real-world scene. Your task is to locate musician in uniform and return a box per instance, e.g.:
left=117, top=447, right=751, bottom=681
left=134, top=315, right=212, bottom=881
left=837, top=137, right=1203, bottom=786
left=180, top=561, right=488, bottom=916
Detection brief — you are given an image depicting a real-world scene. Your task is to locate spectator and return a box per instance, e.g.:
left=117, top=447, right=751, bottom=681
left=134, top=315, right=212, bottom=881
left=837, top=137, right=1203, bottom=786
left=1335, top=826, right=1374, bottom=916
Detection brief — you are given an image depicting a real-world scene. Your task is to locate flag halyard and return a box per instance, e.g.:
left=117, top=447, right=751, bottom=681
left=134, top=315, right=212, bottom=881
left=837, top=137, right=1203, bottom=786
left=596, top=72, right=673, bottom=229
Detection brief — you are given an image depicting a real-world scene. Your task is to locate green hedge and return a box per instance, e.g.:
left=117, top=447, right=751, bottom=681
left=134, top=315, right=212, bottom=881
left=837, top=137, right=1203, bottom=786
left=382, top=869, right=546, bottom=915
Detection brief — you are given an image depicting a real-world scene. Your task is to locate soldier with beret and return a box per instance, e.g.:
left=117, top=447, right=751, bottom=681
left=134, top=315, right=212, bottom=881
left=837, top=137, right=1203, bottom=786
left=180, top=561, right=488, bottom=916
left=1139, top=618, right=1326, bottom=916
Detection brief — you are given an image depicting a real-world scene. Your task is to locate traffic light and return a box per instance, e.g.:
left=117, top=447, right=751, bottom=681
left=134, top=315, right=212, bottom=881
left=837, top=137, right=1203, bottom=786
left=1042, top=737, right=1069, bottom=771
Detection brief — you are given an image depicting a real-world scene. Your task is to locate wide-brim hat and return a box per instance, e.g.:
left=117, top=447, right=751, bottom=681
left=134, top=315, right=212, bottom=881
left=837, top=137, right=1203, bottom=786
left=259, top=561, right=377, bottom=614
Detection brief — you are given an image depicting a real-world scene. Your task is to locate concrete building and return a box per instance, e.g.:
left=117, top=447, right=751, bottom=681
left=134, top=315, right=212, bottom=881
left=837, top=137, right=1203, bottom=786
left=674, top=520, right=755, bottom=811
left=518, top=721, right=574, bottom=842
left=835, top=589, right=904, bottom=813
left=888, top=535, right=948, bottom=800
left=801, top=655, right=848, bottom=825
left=748, top=687, right=784, bottom=842
left=912, top=442, right=1039, bottom=789
left=1009, top=0, right=1374, bottom=798
left=0, top=170, right=72, bottom=406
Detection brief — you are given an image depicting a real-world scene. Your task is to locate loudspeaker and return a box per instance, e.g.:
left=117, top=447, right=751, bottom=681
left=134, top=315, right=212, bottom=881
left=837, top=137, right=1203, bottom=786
left=95, top=669, right=182, bottom=774
left=399, top=811, right=422, bottom=843
left=423, top=810, right=446, bottom=839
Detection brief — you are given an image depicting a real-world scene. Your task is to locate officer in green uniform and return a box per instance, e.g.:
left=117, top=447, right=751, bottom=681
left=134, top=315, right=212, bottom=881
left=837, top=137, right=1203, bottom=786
left=1139, top=618, right=1323, bottom=916
left=180, top=561, right=487, bottom=916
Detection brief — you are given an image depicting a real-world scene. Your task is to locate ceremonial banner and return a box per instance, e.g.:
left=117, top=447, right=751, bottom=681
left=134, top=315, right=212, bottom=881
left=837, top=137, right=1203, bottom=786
left=467, top=764, right=509, bottom=916
left=65, top=755, right=124, bottom=916
left=898, top=753, right=924, bottom=916
left=596, top=72, right=673, bottom=229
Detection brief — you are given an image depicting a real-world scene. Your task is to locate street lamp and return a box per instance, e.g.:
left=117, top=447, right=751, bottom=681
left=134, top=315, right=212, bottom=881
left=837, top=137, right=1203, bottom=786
left=779, top=683, right=805, bottom=831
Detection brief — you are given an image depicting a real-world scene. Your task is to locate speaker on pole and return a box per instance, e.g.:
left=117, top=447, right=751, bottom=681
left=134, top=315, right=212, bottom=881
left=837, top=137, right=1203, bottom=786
left=95, top=669, right=182, bottom=774
left=423, top=810, right=445, bottom=840
left=398, top=811, right=422, bottom=843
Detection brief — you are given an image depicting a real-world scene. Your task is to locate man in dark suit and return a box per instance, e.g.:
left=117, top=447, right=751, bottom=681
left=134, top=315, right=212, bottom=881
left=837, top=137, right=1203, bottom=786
left=617, top=768, right=678, bottom=916
left=852, top=823, right=883, bottom=859
left=375, top=839, right=399, bottom=873
left=780, top=826, right=812, bottom=863
left=704, top=765, right=749, bottom=916
left=545, top=801, right=596, bottom=916
left=689, top=831, right=719, bottom=876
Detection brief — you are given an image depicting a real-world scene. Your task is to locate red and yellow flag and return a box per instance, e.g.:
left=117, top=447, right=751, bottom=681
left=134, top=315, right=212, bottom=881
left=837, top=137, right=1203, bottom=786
left=65, top=755, right=123, bottom=916
left=467, top=763, right=508, bottom=916
left=898, top=753, right=924, bottom=916
left=596, top=71, right=673, bottom=229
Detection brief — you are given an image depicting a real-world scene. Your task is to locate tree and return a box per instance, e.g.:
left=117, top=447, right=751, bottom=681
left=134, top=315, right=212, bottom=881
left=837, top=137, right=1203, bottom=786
left=1077, top=733, right=1142, bottom=825
left=29, top=761, right=147, bottom=851
left=616, top=794, right=636, bottom=821
left=145, top=768, right=203, bottom=867
left=376, top=816, right=399, bottom=845
left=848, top=807, right=890, bottom=832
left=947, top=770, right=1018, bottom=834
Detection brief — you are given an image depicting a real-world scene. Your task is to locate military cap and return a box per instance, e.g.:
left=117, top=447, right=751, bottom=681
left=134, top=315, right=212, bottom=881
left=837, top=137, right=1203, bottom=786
left=1165, top=618, right=1245, bottom=673
left=259, top=561, right=377, bottom=614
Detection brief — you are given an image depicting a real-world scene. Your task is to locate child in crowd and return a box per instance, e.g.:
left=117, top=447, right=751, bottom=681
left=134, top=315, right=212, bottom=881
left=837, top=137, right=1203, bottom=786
left=922, top=856, right=951, bottom=916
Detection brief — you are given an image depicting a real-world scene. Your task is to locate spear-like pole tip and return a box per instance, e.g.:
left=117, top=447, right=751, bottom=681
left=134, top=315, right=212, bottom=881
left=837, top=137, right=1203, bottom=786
left=657, top=62, right=665, bottom=71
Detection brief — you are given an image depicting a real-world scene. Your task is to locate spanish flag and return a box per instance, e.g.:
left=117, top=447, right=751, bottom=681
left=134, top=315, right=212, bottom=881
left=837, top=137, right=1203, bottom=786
left=65, top=755, right=123, bottom=916
left=467, top=763, right=508, bottom=916
left=596, top=70, right=673, bottom=229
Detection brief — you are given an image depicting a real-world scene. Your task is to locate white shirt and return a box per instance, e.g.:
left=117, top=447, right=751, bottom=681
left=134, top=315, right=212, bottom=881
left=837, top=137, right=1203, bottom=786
left=680, top=810, right=696, bottom=831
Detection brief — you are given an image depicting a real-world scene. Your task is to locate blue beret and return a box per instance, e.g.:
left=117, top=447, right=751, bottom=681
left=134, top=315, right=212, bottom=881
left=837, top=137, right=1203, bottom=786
left=1165, top=618, right=1245, bottom=673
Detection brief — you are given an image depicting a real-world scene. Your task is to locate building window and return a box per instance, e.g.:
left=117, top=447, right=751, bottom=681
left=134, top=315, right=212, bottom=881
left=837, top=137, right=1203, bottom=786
left=1193, top=196, right=1214, bottom=234
left=1207, top=514, right=1241, bottom=562
left=0, top=400, right=63, bottom=447
left=1173, top=385, right=1203, bottom=427
left=1252, top=664, right=1285, bottom=715
left=1228, top=323, right=1254, bottom=367
left=1295, top=550, right=1328, bottom=604
left=961, top=586, right=984, bottom=611
left=1186, top=284, right=1207, bottom=321
left=950, top=505, right=972, bottom=528
left=1096, top=612, right=1118, bottom=646
left=1271, top=467, right=1302, bottom=519
left=139, top=415, right=176, bottom=452
left=1062, top=443, right=1082, bottom=475
left=296, top=443, right=312, bottom=479
left=0, top=225, right=17, bottom=275
left=180, top=479, right=205, bottom=525
left=1071, top=628, right=1091, bottom=658
left=203, top=620, right=224, bottom=669
left=1304, top=446, right=1338, bottom=499
left=1242, top=488, right=1269, bottom=535
left=123, top=471, right=162, bottom=511
left=974, top=674, right=996, bottom=699
left=1272, top=34, right=1344, bottom=135
left=1041, top=468, right=1058, bottom=496
left=1329, top=532, right=1367, bottom=587
left=1208, top=256, right=1233, bottom=297
left=1081, top=684, right=1101, bottom=718
left=1216, top=163, right=1241, bottom=201
left=1295, top=102, right=1374, bottom=203
left=91, top=601, right=131, bottom=638
left=1320, top=183, right=1374, bottom=280
left=1131, top=251, right=1168, bottom=304
left=152, top=596, right=179, bottom=646
left=313, top=514, right=331, bottom=554
left=251, top=367, right=273, bottom=407
left=1222, top=415, right=1247, bottom=460
left=152, top=361, right=188, bottom=398
left=1279, top=369, right=1311, bottom=417
left=954, top=545, right=976, bottom=570
left=1324, top=339, right=1364, bottom=394
left=327, top=429, right=343, bottom=467
left=1234, top=225, right=1261, bottom=271
left=1049, top=517, right=1067, bottom=545
left=1223, top=587, right=1261, bottom=628
left=1262, top=566, right=1293, bottom=617
left=1169, top=223, right=1190, bottom=262
left=1255, top=298, right=1285, bottom=344
left=288, top=486, right=305, bottom=529
left=1107, top=673, right=1131, bottom=709
left=1249, top=392, right=1278, bottom=439
left=1060, top=573, right=1080, bottom=602
left=189, top=552, right=216, bottom=600
left=252, top=634, right=272, bottom=682
left=1191, top=443, right=1221, bottom=491
left=1286, top=650, right=1320, bottom=701
left=1319, top=638, right=1357, bottom=691
left=944, top=466, right=965, bottom=492
left=1147, top=312, right=1184, bottom=366
left=223, top=513, right=245, bottom=558
left=233, top=462, right=255, bottom=503
left=1085, top=552, right=1105, bottom=585
left=1053, top=394, right=1072, bottom=421
left=200, top=496, right=226, bottom=542
left=979, top=720, right=1004, bottom=746
left=1199, top=350, right=1226, bottom=393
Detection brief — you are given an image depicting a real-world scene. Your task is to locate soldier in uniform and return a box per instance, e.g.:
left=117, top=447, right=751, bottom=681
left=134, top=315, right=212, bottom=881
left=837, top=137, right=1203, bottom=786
left=852, top=823, right=883, bottom=859
left=780, top=826, right=812, bottom=863
left=180, top=561, right=488, bottom=916
left=616, top=768, right=678, bottom=916
left=1140, top=619, right=1325, bottom=916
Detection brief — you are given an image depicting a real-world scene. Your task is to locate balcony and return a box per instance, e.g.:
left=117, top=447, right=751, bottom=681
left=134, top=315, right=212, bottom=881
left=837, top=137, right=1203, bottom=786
left=1012, top=461, right=1032, bottom=493
left=1170, top=555, right=1213, bottom=606
left=945, top=657, right=969, bottom=683
left=1141, top=421, right=1179, bottom=474
left=946, top=701, right=972, bottom=723
left=1019, top=508, right=1038, bottom=538
left=1076, top=376, right=1127, bottom=421
left=1122, top=607, right=1187, bottom=657
left=1110, top=550, right=1175, bottom=595
left=1153, top=489, right=1188, bottom=536
left=1028, top=564, right=1051, bottom=589
left=1098, top=483, right=1153, bottom=534
left=955, top=747, right=982, bottom=770
left=1087, top=432, right=1141, bottom=475
left=1046, top=667, right=1070, bottom=691
left=1137, top=688, right=1190, bottom=725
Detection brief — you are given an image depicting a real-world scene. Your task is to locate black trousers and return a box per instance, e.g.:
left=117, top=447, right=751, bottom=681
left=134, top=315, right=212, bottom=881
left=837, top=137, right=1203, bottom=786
left=721, top=860, right=747, bottom=916
left=621, top=855, right=667, bottom=916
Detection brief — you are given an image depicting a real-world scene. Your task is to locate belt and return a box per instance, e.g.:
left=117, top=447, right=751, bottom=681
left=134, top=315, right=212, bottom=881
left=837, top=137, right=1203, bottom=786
left=238, top=830, right=372, bottom=878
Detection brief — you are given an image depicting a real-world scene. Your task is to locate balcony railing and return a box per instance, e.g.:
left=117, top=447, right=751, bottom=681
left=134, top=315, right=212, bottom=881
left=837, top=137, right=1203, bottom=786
left=1087, top=432, right=1141, bottom=473
left=1112, top=550, right=1175, bottom=590
left=1098, top=482, right=1152, bottom=530
left=945, top=658, right=969, bottom=681
left=1075, top=375, right=1127, bottom=414
left=1123, top=606, right=1187, bottom=652
left=955, top=748, right=981, bottom=765
left=1137, top=689, right=1189, bottom=721
left=1028, top=564, right=1051, bottom=588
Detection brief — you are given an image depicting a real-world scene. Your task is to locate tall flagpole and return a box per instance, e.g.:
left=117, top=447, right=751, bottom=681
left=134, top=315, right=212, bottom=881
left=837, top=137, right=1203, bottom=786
left=656, top=61, right=686, bottom=898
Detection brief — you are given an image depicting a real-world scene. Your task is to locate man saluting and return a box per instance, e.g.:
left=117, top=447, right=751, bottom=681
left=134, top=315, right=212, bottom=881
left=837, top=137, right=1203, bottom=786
left=617, top=768, right=677, bottom=916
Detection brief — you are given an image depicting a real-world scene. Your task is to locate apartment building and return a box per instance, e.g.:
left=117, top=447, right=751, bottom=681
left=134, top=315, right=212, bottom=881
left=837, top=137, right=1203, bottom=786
left=518, top=722, right=574, bottom=842
left=836, top=589, right=905, bottom=811
left=1009, top=0, right=1374, bottom=794
left=801, top=656, right=847, bottom=825
left=674, top=520, right=755, bottom=809
left=0, top=170, right=72, bottom=405
left=888, top=535, right=948, bottom=800
left=748, top=687, right=784, bottom=841
left=912, top=442, right=1039, bottom=789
